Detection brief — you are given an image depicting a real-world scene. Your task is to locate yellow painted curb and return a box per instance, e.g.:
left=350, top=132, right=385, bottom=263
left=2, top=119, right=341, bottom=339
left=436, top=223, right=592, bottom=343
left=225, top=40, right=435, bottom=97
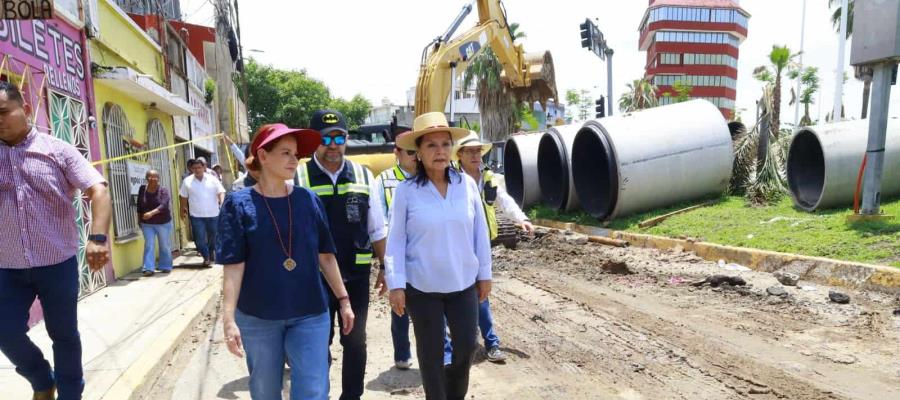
left=533, top=218, right=900, bottom=294
left=100, top=278, right=221, bottom=400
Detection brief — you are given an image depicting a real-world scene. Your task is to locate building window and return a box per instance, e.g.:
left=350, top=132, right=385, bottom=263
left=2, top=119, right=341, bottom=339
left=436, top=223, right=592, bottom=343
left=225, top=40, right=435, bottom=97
left=660, top=53, right=681, bottom=65
left=103, top=103, right=139, bottom=240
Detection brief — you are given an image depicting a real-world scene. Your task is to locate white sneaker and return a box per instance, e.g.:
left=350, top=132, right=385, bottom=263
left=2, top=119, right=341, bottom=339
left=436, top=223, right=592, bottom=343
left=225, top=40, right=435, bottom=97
left=395, top=359, right=412, bottom=370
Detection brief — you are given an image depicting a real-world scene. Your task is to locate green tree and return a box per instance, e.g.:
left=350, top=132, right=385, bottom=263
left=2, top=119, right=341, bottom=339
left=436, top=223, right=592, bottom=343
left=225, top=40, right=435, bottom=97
left=243, top=58, right=331, bottom=132
left=788, top=66, right=820, bottom=126
left=564, top=89, right=580, bottom=121
left=618, top=78, right=658, bottom=113
left=753, top=45, right=799, bottom=136
left=329, top=94, right=372, bottom=130
left=243, top=59, right=372, bottom=133
left=672, top=80, right=692, bottom=103
left=463, top=22, right=526, bottom=142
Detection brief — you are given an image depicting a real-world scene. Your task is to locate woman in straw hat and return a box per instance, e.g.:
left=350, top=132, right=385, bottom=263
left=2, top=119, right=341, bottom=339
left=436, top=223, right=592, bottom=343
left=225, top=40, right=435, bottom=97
left=384, top=112, right=493, bottom=400
left=216, top=124, right=355, bottom=400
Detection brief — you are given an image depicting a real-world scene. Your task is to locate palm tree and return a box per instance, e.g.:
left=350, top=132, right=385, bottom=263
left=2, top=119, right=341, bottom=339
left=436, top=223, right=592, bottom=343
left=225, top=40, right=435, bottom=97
left=753, top=45, right=798, bottom=138
left=462, top=23, right=526, bottom=142
left=828, top=0, right=870, bottom=119
left=618, top=79, right=659, bottom=113
left=788, top=67, right=821, bottom=126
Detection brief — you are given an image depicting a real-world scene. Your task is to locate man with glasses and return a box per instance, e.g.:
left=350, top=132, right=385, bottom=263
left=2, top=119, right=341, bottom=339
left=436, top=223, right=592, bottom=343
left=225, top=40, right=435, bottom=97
left=370, top=132, right=417, bottom=370
left=297, top=110, right=386, bottom=400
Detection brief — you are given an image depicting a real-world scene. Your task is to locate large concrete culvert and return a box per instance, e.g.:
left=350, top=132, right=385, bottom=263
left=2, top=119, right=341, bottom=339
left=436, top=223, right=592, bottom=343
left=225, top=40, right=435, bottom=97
left=572, top=100, right=733, bottom=221
left=537, top=124, right=581, bottom=211
left=787, top=119, right=900, bottom=211
left=504, top=132, right=544, bottom=208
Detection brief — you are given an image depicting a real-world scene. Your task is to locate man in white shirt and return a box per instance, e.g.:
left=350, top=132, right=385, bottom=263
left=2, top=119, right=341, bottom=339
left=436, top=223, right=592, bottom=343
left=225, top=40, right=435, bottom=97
left=179, top=158, right=225, bottom=266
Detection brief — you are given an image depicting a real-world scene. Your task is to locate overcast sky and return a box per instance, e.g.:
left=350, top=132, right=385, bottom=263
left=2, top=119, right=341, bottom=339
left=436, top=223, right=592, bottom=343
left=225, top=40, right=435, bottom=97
left=182, top=0, right=900, bottom=123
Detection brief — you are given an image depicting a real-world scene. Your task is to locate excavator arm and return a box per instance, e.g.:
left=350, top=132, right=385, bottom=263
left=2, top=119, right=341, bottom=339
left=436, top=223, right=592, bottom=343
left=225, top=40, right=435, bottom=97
left=414, top=0, right=557, bottom=116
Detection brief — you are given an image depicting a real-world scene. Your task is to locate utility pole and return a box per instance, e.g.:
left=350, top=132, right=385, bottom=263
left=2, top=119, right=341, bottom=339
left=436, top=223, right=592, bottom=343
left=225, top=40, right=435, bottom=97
left=849, top=0, right=898, bottom=218
left=605, top=48, right=614, bottom=117
left=579, top=18, right=612, bottom=118
left=832, top=0, right=849, bottom=122
left=794, top=0, right=807, bottom=127
left=860, top=62, right=893, bottom=215
left=233, top=0, right=250, bottom=123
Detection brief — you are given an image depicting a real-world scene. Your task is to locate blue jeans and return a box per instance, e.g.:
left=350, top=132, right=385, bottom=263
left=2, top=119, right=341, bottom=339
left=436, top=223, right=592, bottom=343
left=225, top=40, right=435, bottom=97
left=390, top=312, right=412, bottom=363
left=0, top=257, right=83, bottom=400
left=189, top=216, right=217, bottom=261
left=141, top=221, right=173, bottom=272
left=443, top=299, right=500, bottom=364
left=235, top=309, right=330, bottom=400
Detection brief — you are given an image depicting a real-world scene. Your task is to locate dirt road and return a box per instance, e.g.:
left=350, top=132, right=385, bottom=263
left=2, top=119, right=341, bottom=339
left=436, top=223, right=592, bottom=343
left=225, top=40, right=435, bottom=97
left=144, top=229, right=900, bottom=399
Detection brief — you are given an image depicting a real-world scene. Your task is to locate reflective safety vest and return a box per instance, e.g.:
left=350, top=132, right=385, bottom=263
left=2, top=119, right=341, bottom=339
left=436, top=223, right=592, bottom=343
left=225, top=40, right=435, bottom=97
left=481, top=169, right=499, bottom=240
left=377, top=164, right=409, bottom=219
left=298, top=159, right=373, bottom=279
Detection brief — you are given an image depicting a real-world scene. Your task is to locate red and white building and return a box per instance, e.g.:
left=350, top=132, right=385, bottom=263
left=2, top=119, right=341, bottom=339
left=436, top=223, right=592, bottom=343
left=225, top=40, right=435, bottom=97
left=639, top=0, right=750, bottom=119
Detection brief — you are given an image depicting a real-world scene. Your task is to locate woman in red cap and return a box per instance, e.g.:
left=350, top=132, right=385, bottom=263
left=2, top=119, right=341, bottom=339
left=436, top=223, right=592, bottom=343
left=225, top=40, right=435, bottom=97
left=216, top=123, right=354, bottom=399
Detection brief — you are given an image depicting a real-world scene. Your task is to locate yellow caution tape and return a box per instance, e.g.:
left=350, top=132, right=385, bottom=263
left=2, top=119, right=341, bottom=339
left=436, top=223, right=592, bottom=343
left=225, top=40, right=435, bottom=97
left=91, top=133, right=225, bottom=166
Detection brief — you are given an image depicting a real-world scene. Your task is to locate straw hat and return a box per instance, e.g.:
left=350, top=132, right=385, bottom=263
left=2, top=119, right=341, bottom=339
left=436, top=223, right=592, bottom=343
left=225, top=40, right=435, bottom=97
left=395, top=112, right=469, bottom=150
left=451, top=131, right=492, bottom=161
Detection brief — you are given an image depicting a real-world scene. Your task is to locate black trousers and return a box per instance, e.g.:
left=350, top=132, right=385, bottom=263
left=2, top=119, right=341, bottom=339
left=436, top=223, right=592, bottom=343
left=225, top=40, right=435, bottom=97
left=328, top=276, right=370, bottom=400
left=406, top=284, right=479, bottom=400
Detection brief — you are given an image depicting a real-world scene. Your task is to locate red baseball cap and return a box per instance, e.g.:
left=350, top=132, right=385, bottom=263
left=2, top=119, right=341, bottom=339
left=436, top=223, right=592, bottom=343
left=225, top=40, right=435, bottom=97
left=250, top=123, right=320, bottom=159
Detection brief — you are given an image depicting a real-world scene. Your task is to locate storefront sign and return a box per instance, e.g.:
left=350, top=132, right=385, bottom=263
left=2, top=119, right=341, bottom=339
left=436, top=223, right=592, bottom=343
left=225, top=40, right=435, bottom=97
left=126, top=161, right=151, bottom=196
left=1, top=0, right=53, bottom=20
left=0, top=18, right=86, bottom=98
left=189, top=85, right=215, bottom=149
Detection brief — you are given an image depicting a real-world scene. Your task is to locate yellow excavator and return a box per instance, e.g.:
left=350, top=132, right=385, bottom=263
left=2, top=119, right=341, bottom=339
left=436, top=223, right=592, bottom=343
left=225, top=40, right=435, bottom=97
left=414, top=0, right=557, bottom=116
left=348, top=0, right=557, bottom=176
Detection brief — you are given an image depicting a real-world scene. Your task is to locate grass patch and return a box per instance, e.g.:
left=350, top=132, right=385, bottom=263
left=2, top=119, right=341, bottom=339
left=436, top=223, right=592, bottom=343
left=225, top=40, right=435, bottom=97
left=528, top=196, right=900, bottom=268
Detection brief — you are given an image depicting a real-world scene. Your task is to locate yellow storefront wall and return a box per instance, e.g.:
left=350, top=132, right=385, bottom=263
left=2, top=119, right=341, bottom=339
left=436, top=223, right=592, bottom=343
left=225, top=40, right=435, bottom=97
left=90, top=0, right=185, bottom=277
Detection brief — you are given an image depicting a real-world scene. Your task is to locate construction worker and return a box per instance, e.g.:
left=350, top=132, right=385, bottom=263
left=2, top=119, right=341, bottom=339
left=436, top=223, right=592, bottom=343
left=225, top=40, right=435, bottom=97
left=447, top=131, right=535, bottom=364
left=371, top=132, right=417, bottom=370
left=298, top=109, right=386, bottom=400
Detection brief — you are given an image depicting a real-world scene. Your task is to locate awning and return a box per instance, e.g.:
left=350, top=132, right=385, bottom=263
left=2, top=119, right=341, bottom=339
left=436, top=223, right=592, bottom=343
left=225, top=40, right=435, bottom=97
left=95, top=67, right=196, bottom=116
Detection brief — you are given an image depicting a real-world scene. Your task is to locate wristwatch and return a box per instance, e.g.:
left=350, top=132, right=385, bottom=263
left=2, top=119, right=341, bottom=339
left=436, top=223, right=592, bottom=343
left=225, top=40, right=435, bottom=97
left=88, top=234, right=108, bottom=244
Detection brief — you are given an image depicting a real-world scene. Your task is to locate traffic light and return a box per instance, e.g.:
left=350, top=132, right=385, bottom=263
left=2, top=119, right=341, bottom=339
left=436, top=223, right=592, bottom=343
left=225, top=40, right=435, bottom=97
left=580, top=19, right=593, bottom=49
left=595, top=96, right=605, bottom=118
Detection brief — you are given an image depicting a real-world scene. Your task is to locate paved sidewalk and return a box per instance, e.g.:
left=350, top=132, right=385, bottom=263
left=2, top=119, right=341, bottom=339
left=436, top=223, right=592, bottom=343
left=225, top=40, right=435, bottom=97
left=0, top=255, right=221, bottom=399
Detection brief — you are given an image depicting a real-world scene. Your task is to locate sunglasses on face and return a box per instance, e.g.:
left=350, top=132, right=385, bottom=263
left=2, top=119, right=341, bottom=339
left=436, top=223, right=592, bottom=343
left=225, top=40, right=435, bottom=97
left=396, top=148, right=416, bottom=156
left=322, top=135, right=346, bottom=146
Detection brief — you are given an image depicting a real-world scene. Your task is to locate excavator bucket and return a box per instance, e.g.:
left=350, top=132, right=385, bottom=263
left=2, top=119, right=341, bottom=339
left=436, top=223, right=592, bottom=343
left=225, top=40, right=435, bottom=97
left=511, top=50, right=557, bottom=104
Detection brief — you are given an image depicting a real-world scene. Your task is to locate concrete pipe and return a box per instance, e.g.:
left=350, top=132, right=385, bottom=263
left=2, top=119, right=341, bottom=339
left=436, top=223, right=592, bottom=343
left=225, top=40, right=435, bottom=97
left=504, top=132, right=544, bottom=208
left=787, top=119, right=900, bottom=211
left=572, top=100, right=733, bottom=221
left=538, top=124, right=581, bottom=211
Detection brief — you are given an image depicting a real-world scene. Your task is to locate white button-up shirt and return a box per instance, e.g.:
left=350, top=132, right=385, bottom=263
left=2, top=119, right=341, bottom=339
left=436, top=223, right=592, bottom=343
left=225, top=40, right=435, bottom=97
left=179, top=174, right=225, bottom=218
left=385, top=169, right=492, bottom=293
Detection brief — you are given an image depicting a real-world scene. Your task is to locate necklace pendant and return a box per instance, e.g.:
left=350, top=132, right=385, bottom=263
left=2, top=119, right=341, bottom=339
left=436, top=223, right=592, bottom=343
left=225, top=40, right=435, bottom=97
left=283, top=258, right=297, bottom=271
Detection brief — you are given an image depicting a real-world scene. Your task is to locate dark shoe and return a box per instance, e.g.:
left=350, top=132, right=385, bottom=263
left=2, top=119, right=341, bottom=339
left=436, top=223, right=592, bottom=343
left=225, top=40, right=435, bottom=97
left=201, top=259, right=211, bottom=267
left=142, top=270, right=154, bottom=277
left=486, top=346, right=507, bottom=363
left=33, top=386, right=55, bottom=400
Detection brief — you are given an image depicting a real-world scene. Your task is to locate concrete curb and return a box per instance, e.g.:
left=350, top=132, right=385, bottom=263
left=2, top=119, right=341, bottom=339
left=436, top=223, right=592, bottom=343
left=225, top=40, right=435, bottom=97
left=533, top=219, right=900, bottom=295
left=100, top=275, right=221, bottom=400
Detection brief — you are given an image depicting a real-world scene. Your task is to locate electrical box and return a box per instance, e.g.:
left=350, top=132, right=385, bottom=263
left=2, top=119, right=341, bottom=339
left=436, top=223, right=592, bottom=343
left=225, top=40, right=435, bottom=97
left=850, top=0, right=900, bottom=65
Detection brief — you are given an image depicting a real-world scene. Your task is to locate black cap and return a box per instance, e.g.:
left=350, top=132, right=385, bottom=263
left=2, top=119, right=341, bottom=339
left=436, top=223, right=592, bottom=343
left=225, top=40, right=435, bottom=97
left=310, top=109, right=348, bottom=135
